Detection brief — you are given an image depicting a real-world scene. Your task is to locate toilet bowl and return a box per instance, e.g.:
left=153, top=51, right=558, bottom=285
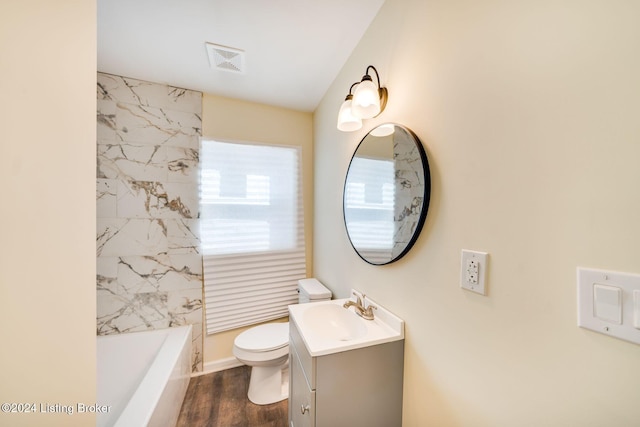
left=232, top=278, right=331, bottom=405
left=233, top=323, right=290, bottom=405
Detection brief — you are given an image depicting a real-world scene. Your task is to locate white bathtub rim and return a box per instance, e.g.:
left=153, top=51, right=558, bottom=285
left=97, top=330, right=167, bottom=427
left=113, top=325, right=192, bottom=427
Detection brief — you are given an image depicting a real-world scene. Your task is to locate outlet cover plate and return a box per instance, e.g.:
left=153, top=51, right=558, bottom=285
left=460, top=250, right=488, bottom=295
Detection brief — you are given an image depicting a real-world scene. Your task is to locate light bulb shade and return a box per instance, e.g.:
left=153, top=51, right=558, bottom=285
left=352, top=79, right=381, bottom=119
left=337, top=99, right=362, bottom=132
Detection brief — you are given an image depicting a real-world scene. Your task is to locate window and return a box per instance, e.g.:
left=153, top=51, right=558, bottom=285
left=200, top=140, right=306, bottom=334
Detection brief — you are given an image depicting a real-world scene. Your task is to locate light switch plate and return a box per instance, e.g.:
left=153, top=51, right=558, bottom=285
left=460, top=250, right=488, bottom=295
left=577, top=267, right=640, bottom=345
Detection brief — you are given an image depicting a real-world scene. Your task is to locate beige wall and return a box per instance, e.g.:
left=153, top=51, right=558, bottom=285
left=314, top=0, right=640, bottom=426
left=0, top=1, right=96, bottom=426
left=201, top=94, right=313, bottom=364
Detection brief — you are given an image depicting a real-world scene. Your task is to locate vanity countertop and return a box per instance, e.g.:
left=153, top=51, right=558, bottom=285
left=288, top=294, right=404, bottom=357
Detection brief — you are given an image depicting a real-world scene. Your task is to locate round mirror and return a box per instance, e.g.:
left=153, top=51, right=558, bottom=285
left=343, top=123, right=431, bottom=265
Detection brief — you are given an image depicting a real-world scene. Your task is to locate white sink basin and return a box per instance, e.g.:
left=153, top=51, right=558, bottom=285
left=289, top=290, right=404, bottom=356
left=303, top=303, right=367, bottom=341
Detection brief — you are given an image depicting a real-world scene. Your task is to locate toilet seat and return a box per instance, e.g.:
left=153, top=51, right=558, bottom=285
left=234, top=323, right=289, bottom=352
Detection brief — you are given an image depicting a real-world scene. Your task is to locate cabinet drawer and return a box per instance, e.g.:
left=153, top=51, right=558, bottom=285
left=290, top=319, right=316, bottom=389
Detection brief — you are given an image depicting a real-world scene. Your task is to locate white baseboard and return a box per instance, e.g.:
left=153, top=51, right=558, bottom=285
left=193, top=357, right=244, bottom=377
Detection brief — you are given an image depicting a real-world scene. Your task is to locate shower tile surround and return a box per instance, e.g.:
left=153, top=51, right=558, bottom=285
left=96, top=73, right=204, bottom=371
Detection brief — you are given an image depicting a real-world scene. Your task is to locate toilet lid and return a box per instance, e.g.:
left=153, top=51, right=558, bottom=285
left=235, top=323, right=289, bottom=352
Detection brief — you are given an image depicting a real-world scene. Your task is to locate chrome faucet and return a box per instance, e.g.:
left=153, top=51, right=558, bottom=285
left=343, top=292, right=377, bottom=320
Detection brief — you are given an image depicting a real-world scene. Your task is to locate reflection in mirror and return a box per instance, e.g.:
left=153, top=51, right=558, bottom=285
left=343, top=124, right=430, bottom=265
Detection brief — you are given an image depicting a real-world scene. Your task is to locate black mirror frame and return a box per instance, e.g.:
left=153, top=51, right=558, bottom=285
left=343, top=123, right=431, bottom=265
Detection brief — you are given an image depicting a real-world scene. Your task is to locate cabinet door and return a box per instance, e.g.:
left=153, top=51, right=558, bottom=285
left=289, top=345, right=315, bottom=427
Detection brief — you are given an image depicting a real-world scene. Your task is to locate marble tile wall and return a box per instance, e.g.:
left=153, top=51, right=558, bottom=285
left=392, top=130, right=426, bottom=259
left=96, top=73, right=203, bottom=371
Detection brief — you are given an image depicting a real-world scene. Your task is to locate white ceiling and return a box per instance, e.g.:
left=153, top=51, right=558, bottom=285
left=97, top=0, right=385, bottom=112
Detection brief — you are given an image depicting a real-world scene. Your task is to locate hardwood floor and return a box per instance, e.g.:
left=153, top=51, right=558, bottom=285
left=177, top=366, right=288, bottom=427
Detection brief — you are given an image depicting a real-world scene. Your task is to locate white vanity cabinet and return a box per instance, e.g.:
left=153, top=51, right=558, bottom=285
left=288, top=319, right=404, bottom=427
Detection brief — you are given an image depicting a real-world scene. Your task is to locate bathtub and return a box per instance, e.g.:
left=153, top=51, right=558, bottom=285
left=97, top=325, right=192, bottom=427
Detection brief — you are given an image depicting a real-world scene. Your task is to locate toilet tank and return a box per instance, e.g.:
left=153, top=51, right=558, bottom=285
left=298, top=278, right=332, bottom=303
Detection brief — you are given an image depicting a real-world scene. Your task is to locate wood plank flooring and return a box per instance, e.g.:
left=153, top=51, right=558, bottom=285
left=177, top=366, right=288, bottom=427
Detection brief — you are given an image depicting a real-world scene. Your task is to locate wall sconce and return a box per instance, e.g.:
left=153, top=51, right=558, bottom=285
left=337, top=65, right=388, bottom=132
left=336, top=83, right=362, bottom=132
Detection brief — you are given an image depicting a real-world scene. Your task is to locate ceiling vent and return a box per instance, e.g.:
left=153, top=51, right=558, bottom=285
left=205, top=42, right=245, bottom=74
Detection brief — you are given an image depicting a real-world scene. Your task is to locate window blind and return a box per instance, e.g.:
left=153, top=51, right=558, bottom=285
left=344, top=156, right=395, bottom=254
left=200, top=140, right=306, bottom=334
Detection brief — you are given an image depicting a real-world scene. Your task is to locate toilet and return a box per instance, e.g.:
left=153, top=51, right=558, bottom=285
left=232, top=278, right=332, bottom=405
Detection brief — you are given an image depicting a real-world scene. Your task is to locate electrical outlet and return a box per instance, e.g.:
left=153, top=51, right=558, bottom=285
left=465, top=259, right=479, bottom=284
left=461, top=250, right=488, bottom=295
